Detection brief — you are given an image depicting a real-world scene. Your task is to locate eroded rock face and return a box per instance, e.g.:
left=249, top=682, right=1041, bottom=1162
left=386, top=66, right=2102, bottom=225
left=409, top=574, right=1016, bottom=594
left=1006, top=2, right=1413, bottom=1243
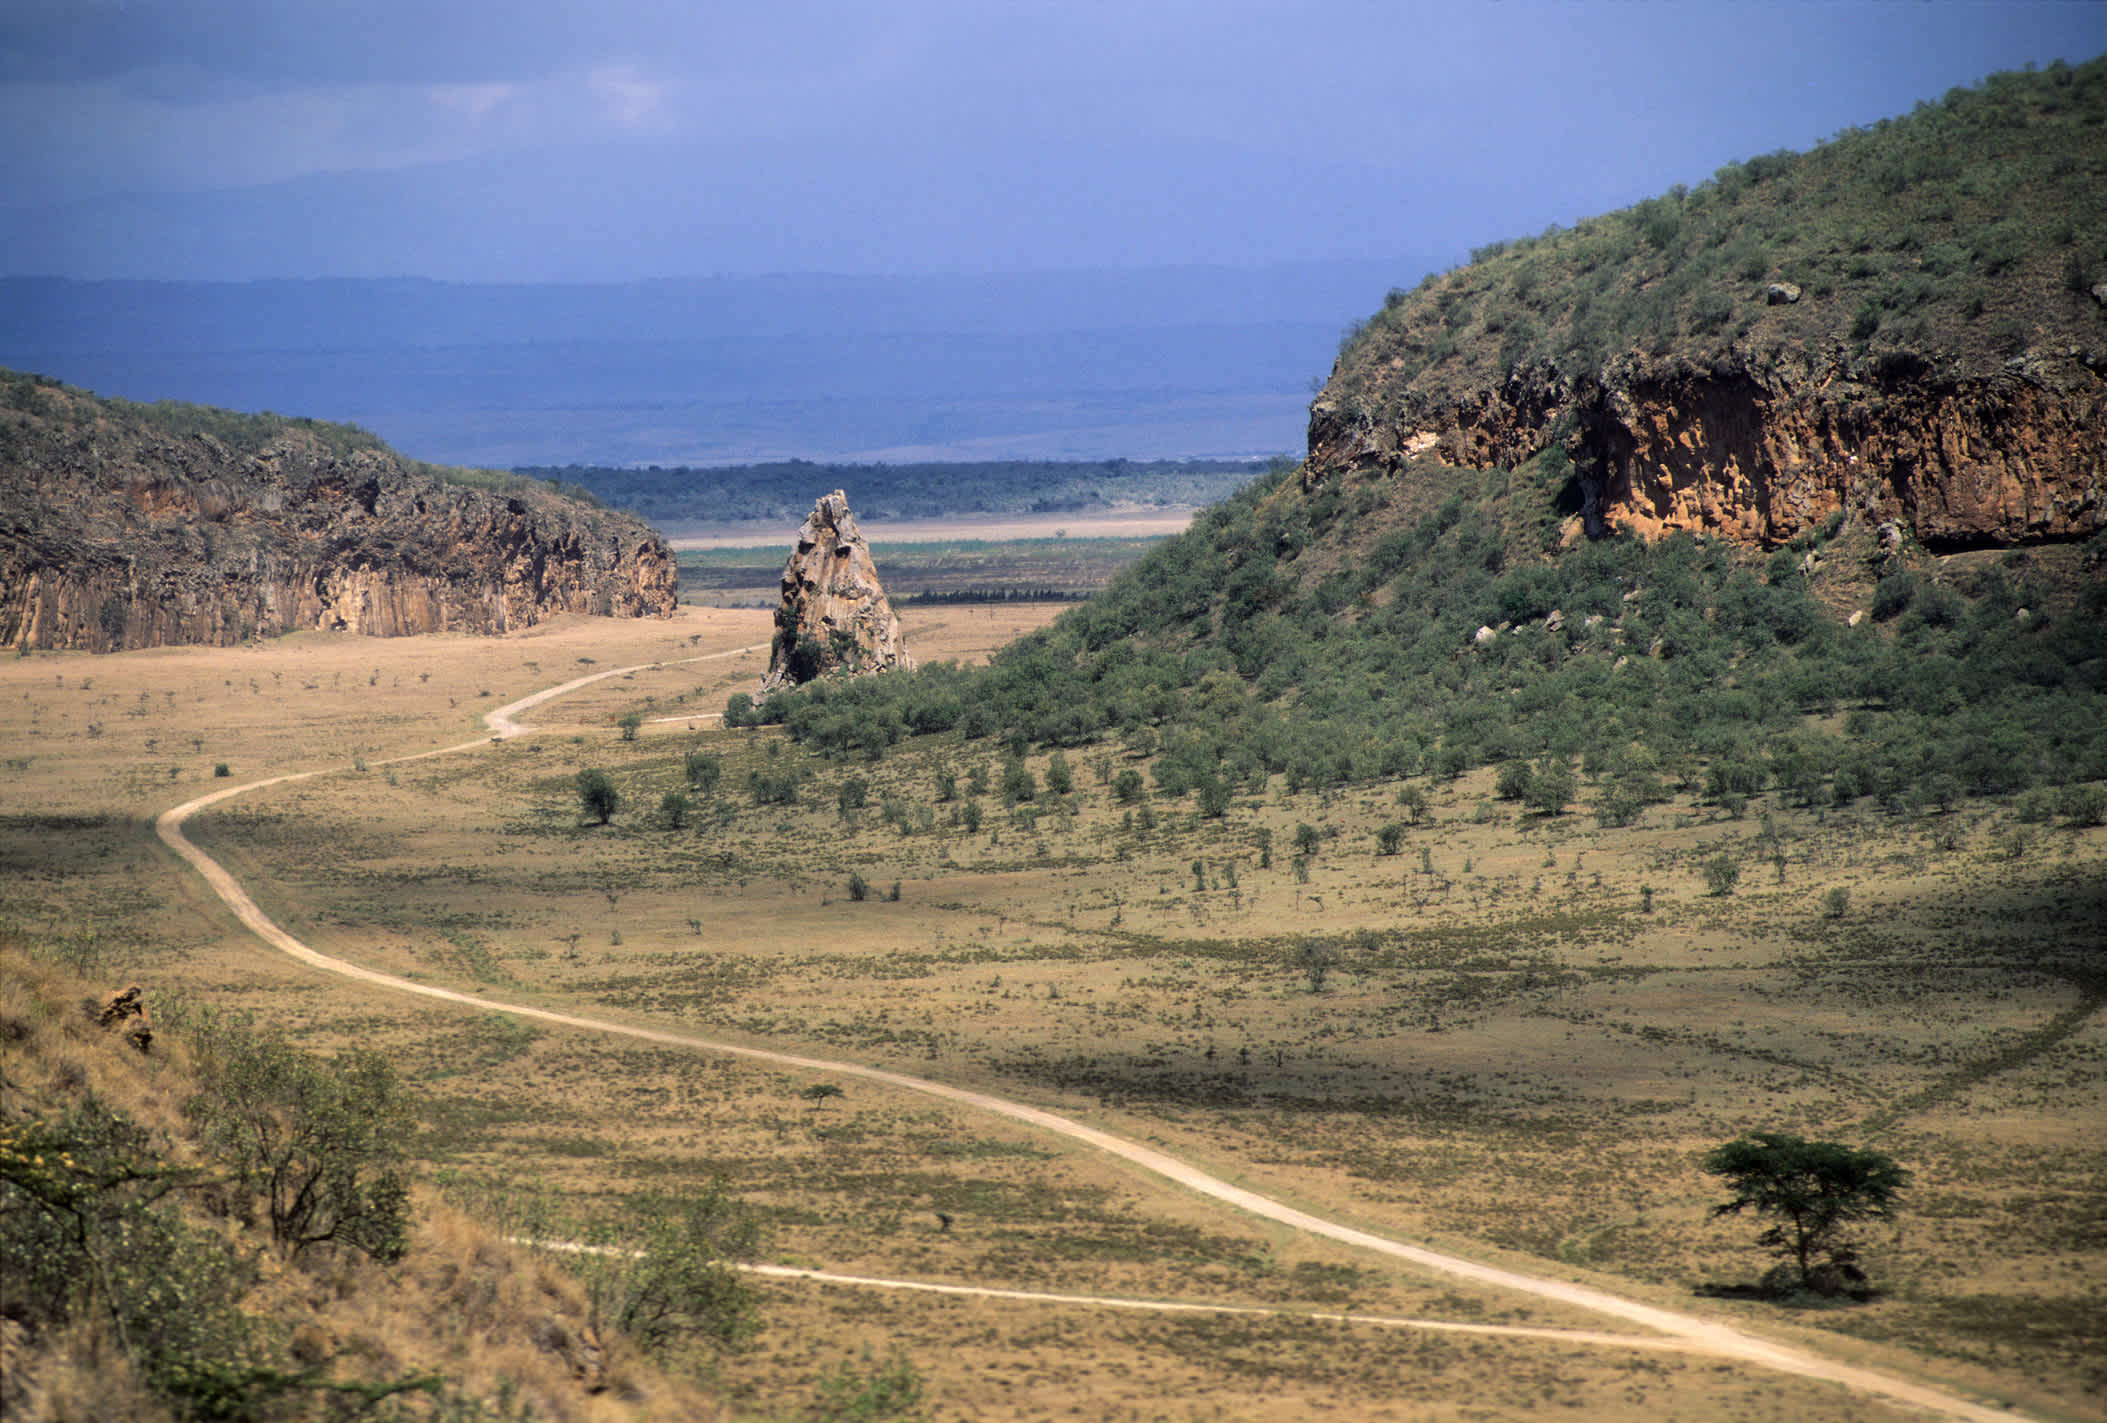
left=0, top=380, right=677, bottom=652
left=758, top=490, right=912, bottom=692
left=1307, top=349, right=2105, bottom=550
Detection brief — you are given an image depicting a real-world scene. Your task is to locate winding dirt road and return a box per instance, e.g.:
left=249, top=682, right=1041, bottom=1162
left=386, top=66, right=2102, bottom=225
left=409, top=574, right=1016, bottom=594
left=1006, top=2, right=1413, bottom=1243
left=154, top=646, right=2029, bottom=1423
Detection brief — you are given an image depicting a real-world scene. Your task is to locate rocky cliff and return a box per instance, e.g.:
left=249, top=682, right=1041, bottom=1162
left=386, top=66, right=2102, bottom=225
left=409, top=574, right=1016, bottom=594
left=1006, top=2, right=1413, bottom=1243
left=1309, top=344, right=2105, bottom=551
left=0, top=375, right=677, bottom=652
left=758, top=490, right=912, bottom=692
left=1307, top=57, right=2107, bottom=552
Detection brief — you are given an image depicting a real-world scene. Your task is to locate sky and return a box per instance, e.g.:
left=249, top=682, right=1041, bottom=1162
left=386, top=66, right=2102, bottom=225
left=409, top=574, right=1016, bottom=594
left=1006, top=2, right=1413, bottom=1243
left=0, top=1, right=2101, bottom=281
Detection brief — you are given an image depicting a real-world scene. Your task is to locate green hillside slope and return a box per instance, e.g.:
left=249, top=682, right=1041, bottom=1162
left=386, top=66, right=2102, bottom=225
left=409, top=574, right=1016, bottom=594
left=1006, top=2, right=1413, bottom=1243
left=737, top=62, right=2107, bottom=818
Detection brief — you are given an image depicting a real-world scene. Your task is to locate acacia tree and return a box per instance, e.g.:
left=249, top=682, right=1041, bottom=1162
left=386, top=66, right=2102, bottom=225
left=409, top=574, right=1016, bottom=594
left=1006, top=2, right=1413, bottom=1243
left=185, top=1031, right=412, bottom=1262
left=1703, top=1132, right=1907, bottom=1293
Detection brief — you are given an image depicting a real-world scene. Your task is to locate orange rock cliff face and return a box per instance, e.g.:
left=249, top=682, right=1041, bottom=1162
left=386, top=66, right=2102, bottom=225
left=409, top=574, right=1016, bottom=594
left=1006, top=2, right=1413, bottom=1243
left=1307, top=347, right=2105, bottom=551
left=0, top=383, right=677, bottom=652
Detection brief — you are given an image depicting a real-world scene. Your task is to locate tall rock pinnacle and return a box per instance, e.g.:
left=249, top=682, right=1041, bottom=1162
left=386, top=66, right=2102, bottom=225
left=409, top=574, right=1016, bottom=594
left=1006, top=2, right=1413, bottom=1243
left=757, top=490, right=913, bottom=693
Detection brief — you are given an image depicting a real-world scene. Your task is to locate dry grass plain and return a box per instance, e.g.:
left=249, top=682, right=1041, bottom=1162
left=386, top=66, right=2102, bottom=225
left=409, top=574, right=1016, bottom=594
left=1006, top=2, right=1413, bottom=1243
left=3, top=603, right=2103, bottom=1422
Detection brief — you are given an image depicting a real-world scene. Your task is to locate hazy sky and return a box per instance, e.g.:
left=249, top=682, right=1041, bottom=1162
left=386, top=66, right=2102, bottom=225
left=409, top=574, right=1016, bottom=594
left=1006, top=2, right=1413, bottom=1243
left=1, top=1, right=2100, bottom=280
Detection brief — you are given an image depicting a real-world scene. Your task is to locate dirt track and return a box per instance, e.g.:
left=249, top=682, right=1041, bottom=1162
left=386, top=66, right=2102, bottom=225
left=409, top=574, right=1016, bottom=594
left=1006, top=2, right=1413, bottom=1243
left=154, top=643, right=2031, bottom=1423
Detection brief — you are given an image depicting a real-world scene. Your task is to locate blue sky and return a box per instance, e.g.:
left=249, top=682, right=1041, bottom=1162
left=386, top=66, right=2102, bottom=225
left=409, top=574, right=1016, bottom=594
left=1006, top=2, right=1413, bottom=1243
left=1, top=1, right=2101, bottom=280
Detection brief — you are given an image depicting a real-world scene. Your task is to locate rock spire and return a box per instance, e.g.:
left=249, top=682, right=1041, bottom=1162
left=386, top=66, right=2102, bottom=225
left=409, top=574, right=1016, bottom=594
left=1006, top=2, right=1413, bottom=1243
left=757, top=490, right=912, bottom=693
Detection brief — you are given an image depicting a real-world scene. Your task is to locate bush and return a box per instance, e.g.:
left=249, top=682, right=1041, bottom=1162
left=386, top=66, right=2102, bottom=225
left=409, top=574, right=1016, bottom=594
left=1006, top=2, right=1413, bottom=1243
left=660, top=791, right=692, bottom=829
left=0, top=1101, right=289, bottom=1416
left=577, top=768, right=620, bottom=824
left=2060, top=784, right=2107, bottom=827
left=184, top=1026, right=412, bottom=1262
left=809, top=1346, right=929, bottom=1423
left=1375, top=822, right=1407, bottom=855
left=847, top=872, right=869, bottom=902
left=1704, top=854, right=1742, bottom=896
left=684, top=749, right=723, bottom=796
left=587, top=1181, right=762, bottom=1354
left=1523, top=757, right=1576, bottom=815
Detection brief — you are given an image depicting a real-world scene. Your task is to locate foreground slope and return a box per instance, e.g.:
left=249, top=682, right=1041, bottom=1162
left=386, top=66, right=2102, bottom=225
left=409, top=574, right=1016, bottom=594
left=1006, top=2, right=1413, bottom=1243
left=0, top=372, right=677, bottom=653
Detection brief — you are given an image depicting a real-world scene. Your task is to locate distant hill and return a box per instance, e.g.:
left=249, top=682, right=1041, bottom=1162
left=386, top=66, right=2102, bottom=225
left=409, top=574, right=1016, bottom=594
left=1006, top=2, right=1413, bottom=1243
left=0, top=373, right=674, bottom=653
left=0, top=262, right=1446, bottom=469
left=531, top=457, right=1268, bottom=527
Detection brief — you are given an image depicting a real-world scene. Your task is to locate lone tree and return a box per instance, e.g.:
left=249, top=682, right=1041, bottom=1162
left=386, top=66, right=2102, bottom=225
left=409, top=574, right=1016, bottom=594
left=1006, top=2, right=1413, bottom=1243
left=577, top=768, right=620, bottom=825
left=1703, top=1132, right=1907, bottom=1294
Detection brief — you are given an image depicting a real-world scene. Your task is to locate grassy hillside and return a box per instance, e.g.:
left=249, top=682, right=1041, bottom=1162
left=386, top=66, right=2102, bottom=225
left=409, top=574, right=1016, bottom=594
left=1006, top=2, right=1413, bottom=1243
left=738, top=454, right=2107, bottom=827
left=1332, top=55, right=2107, bottom=409
left=0, top=941, right=734, bottom=1422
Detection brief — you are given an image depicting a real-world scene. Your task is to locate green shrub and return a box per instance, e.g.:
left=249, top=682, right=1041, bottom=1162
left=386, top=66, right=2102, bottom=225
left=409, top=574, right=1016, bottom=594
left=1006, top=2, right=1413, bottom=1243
left=585, top=1182, right=762, bottom=1354
left=184, top=1026, right=412, bottom=1263
left=577, top=768, right=620, bottom=824
left=1704, top=854, right=1742, bottom=897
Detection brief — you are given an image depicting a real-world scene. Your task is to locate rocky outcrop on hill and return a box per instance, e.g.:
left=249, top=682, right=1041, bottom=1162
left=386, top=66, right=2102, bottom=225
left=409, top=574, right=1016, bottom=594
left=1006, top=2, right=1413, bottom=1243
left=1307, top=346, right=2105, bottom=550
left=758, top=490, right=912, bottom=692
left=1305, top=59, right=2107, bottom=554
left=0, top=377, right=677, bottom=652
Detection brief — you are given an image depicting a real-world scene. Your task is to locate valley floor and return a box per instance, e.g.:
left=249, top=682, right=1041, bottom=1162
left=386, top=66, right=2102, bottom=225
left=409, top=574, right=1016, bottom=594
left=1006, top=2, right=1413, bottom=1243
left=3, top=607, right=2102, bottom=1422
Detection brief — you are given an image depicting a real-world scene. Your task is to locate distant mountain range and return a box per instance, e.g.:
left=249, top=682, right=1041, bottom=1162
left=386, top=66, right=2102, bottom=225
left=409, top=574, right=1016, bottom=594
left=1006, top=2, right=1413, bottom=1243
left=0, top=261, right=1449, bottom=468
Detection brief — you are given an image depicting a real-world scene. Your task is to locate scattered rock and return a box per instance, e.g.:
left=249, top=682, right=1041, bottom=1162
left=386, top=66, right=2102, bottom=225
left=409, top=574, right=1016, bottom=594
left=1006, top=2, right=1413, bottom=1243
left=1543, top=608, right=1565, bottom=632
left=758, top=491, right=914, bottom=693
left=95, top=984, right=152, bottom=1053
left=1849, top=609, right=1866, bottom=627
left=95, top=985, right=145, bottom=1028
left=1766, top=282, right=1802, bottom=305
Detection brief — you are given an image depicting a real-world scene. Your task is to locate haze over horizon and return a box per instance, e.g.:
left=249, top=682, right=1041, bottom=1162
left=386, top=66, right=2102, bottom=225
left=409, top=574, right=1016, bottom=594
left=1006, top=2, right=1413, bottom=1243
left=1, top=2, right=2100, bottom=467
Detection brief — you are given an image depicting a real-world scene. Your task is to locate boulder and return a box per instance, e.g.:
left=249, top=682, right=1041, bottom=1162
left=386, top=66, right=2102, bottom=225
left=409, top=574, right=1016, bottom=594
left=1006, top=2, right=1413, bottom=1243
left=1766, top=282, right=1802, bottom=305
left=758, top=491, right=913, bottom=693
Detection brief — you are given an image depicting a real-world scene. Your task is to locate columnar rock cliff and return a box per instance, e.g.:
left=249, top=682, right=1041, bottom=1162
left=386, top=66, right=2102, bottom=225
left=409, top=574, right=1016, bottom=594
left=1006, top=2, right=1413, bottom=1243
left=0, top=377, right=677, bottom=652
left=758, top=490, right=912, bottom=692
left=1308, top=347, right=2105, bottom=551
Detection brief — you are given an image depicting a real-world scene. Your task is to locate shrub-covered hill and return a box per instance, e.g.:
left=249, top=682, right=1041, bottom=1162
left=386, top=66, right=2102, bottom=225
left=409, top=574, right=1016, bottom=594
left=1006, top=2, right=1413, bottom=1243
left=736, top=63, right=2107, bottom=817
left=737, top=452, right=2107, bottom=820
left=1313, top=57, right=2106, bottom=552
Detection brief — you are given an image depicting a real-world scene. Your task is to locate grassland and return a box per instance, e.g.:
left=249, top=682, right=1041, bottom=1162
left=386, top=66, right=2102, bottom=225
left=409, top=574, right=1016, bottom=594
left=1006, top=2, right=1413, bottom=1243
left=4, top=603, right=2101, bottom=1421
